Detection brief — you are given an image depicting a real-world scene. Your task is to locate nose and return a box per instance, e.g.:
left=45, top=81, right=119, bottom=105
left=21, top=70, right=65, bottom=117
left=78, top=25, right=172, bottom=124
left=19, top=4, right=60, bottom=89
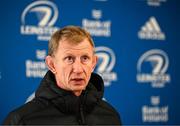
left=72, top=59, right=84, bottom=73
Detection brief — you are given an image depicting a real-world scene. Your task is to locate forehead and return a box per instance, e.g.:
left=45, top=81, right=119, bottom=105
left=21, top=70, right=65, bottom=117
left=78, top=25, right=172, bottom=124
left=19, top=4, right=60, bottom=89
left=57, top=38, right=94, bottom=55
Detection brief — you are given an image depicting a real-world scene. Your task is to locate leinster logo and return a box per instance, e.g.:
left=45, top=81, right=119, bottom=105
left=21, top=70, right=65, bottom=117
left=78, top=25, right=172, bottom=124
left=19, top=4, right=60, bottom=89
left=21, top=0, right=59, bottom=41
left=137, top=49, right=170, bottom=88
left=95, top=46, right=117, bottom=86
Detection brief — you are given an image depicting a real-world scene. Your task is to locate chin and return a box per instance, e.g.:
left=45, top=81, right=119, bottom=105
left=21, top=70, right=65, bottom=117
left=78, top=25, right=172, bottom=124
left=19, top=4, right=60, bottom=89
left=72, top=85, right=86, bottom=92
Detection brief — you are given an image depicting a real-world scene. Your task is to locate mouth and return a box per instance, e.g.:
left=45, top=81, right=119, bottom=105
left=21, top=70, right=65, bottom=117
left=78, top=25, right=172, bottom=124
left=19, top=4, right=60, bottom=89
left=70, top=78, right=85, bottom=85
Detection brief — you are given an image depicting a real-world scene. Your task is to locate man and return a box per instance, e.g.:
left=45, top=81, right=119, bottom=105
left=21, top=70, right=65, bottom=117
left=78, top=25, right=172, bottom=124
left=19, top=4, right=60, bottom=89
left=3, top=26, right=121, bottom=125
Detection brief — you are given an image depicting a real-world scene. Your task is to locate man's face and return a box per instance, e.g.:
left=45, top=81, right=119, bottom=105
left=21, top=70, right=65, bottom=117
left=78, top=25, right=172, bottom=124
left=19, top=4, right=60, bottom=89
left=46, top=38, right=97, bottom=96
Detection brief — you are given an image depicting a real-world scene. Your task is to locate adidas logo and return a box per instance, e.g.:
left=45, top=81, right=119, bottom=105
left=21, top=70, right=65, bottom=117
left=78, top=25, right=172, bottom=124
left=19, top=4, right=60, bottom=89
left=138, top=16, right=165, bottom=40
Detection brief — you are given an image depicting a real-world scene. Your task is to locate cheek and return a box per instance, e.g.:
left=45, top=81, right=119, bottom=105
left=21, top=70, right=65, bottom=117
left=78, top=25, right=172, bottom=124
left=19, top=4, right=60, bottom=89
left=87, top=63, right=94, bottom=72
left=61, top=65, right=72, bottom=80
left=54, top=63, right=68, bottom=78
left=84, top=64, right=94, bottom=77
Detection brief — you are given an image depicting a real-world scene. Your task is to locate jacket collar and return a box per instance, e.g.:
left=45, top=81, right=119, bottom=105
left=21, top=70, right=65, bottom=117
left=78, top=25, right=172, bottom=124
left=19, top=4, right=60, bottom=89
left=35, top=71, right=104, bottom=113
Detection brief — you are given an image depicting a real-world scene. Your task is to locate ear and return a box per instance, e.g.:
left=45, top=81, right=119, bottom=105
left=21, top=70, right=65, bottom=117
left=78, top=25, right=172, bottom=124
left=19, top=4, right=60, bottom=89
left=92, top=55, right=98, bottom=72
left=45, top=55, right=57, bottom=74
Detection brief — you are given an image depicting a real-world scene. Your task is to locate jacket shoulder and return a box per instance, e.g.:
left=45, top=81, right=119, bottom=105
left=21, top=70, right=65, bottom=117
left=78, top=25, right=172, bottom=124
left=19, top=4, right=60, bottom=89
left=97, top=100, right=122, bottom=124
left=3, top=98, right=48, bottom=125
left=100, top=100, right=119, bottom=114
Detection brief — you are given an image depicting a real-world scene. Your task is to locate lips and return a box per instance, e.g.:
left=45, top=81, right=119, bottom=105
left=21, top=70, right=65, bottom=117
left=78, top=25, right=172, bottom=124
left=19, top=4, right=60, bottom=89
left=72, top=78, right=83, bottom=81
left=71, top=78, right=84, bottom=81
left=70, top=78, right=85, bottom=84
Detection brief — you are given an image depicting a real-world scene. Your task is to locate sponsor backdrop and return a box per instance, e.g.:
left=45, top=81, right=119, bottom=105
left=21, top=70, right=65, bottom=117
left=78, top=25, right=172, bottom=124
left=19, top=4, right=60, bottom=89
left=0, top=0, right=179, bottom=125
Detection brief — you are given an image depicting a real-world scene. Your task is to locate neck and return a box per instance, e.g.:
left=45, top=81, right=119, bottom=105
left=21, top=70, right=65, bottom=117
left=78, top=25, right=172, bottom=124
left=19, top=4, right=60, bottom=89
left=73, top=91, right=82, bottom=96
left=55, top=76, right=83, bottom=96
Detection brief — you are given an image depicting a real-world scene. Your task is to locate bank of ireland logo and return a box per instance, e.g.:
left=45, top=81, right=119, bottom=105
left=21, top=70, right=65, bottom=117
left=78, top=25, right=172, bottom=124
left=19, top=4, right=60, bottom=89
left=137, top=49, right=170, bottom=88
left=21, top=0, right=59, bottom=41
left=95, top=46, right=117, bottom=86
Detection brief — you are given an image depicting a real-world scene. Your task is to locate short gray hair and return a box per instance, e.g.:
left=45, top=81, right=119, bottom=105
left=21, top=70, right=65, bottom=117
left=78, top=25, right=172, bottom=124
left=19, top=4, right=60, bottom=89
left=48, top=25, right=95, bottom=56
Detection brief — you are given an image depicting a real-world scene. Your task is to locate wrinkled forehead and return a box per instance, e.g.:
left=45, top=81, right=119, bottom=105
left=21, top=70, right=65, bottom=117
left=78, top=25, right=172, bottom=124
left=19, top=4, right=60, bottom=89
left=60, top=37, right=94, bottom=48
left=57, top=38, right=95, bottom=55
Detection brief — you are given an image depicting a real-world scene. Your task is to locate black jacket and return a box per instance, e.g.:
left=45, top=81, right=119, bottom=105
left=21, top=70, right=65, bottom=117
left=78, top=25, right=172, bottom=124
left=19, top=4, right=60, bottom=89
left=3, top=71, right=121, bottom=125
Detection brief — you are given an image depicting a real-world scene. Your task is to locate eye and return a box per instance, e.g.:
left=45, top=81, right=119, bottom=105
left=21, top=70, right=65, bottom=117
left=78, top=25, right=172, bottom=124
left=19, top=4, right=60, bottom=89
left=81, top=55, right=90, bottom=63
left=64, top=56, right=74, bottom=64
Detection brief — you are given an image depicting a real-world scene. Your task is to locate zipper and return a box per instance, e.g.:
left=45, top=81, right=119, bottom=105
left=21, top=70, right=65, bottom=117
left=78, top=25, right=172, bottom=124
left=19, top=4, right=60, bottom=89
left=79, top=104, right=85, bottom=125
left=78, top=92, right=86, bottom=125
